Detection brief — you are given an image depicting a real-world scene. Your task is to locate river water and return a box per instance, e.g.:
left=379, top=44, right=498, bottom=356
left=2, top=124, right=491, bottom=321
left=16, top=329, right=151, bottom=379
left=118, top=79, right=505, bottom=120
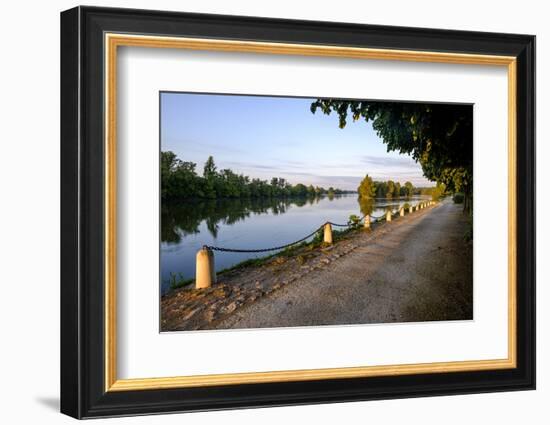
left=161, top=194, right=429, bottom=294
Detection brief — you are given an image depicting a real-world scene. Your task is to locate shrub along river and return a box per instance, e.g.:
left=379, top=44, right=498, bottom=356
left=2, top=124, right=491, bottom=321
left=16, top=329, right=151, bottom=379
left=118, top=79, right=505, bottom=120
left=161, top=193, right=429, bottom=294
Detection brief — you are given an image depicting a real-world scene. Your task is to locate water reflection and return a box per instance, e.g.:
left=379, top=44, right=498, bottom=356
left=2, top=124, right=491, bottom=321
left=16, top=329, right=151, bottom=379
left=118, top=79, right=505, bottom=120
left=162, top=195, right=326, bottom=243
left=358, top=197, right=375, bottom=217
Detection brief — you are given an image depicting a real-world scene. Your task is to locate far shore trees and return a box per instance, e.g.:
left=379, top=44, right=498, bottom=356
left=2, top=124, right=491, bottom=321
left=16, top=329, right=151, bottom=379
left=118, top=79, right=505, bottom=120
left=358, top=175, right=416, bottom=200
left=404, top=181, right=414, bottom=197
left=162, top=151, right=353, bottom=201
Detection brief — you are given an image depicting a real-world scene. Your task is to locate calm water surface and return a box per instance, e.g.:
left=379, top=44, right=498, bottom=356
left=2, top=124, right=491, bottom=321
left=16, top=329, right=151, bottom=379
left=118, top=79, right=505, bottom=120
left=161, top=194, right=429, bottom=294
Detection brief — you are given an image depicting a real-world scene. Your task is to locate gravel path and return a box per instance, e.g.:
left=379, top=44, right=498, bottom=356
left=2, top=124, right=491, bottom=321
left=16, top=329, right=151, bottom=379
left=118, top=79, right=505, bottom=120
left=209, top=199, right=472, bottom=329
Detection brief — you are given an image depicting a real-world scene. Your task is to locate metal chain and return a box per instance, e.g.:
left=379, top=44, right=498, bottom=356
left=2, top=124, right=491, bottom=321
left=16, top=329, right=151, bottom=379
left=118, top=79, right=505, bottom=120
left=206, top=225, right=324, bottom=253
left=205, top=202, right=429, bottom=253
left=327, top=214, right=367, bottom=227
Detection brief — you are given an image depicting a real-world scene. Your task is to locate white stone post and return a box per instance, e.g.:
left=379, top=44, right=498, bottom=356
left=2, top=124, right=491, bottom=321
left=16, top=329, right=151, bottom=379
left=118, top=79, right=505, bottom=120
left=409, top=205, right=413, bottom=214
left=364, top=215, right=371, bottom=230
left=195, top=247, right=216, bottom=289
left=400, top=207, right=405, bottom=217
left=323, top=223, right=333, bottom=244
left=386, top=210, right=392, bottom=222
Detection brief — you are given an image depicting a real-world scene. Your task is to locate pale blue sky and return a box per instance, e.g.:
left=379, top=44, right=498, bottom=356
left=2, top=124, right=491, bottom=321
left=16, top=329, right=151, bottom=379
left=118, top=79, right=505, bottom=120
left=160, top=92, right=432, bottom=190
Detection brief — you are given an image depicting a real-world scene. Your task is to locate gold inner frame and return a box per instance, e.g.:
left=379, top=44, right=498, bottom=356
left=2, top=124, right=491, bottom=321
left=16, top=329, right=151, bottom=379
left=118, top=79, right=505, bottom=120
left=104, top=33, right=517, bottom=392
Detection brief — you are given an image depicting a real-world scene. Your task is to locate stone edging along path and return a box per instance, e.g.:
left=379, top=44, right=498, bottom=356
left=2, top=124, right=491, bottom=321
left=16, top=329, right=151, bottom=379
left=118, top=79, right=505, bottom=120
left=161, top=202, right=442, bottom=332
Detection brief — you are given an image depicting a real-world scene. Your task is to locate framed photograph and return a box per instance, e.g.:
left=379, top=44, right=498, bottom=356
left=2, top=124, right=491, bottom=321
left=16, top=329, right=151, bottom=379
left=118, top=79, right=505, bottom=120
left=60, top=6, right=535, bottom=419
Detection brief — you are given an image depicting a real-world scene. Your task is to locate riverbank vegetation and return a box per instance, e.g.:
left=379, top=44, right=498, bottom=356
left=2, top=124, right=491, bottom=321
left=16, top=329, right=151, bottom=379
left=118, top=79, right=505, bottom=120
left=311, top=100, right=473, bottom=214
left=162, top=151, right=354, bottom=201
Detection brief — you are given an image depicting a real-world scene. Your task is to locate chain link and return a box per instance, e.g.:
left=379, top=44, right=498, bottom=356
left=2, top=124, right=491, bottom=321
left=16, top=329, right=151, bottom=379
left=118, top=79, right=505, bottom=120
left=205, top=203, right=426, bottom=254
left=206, top=225, right=324, bottom=253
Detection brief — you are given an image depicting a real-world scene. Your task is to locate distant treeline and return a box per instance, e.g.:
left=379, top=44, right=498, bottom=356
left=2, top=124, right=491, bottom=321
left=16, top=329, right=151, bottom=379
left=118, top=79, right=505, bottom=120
left=358, top=175, right=414, bottom=199
left=161, top=151, right=354, bottom=201
left=358, top=174, right=444, bottom=200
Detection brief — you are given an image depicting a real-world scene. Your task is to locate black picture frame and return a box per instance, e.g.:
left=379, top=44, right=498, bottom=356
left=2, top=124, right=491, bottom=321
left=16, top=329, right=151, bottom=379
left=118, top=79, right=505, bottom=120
left=60, top=5, right=535, bottom=419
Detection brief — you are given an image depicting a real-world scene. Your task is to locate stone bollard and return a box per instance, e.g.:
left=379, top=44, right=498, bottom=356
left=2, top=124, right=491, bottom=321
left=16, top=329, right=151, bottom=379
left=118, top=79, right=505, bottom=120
left=323, top=222, right=333, bottom=244
left=400, top=207, right=405, bottom=217
left=196, top=247, right=216, bottom=289
left=409, top=205, right=413, bottom=214
left=363, top=215, right=371, bottom=230
left=386, top=210, right=392, bottom=222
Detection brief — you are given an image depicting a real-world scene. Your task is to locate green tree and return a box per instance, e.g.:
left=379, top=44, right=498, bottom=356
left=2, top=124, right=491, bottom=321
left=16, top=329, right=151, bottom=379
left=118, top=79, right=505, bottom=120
left=292, top=183, right=308, bottom=196
left=395, top=182, right=401, bottom=198
left=161, top=151, right=203, bottom=200
left=404, top=181, right=414, bottom=197
left=202, top=155, right=218, bottom=198
left=310, top=100, right=473, bottom=213
left=374, top=181, right=387, bottom=198
left=161, top=151, right=179, bottom=200
left=203, top=155, right=217, bottom=179
left=358, top=174, right=376, bottom=199
left=386, top=180, right=395, bottom=199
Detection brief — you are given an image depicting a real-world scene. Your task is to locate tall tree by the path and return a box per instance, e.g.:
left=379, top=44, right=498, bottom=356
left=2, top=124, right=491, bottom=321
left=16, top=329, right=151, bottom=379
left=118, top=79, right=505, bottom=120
left=358, top=174, right=376, bottom=199
left=310, top=100, right=473, bottom=213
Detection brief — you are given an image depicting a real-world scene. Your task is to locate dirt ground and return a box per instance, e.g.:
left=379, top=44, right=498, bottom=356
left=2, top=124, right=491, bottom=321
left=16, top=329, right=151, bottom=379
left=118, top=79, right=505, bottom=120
left=161, top=200, right=472, bottom=331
